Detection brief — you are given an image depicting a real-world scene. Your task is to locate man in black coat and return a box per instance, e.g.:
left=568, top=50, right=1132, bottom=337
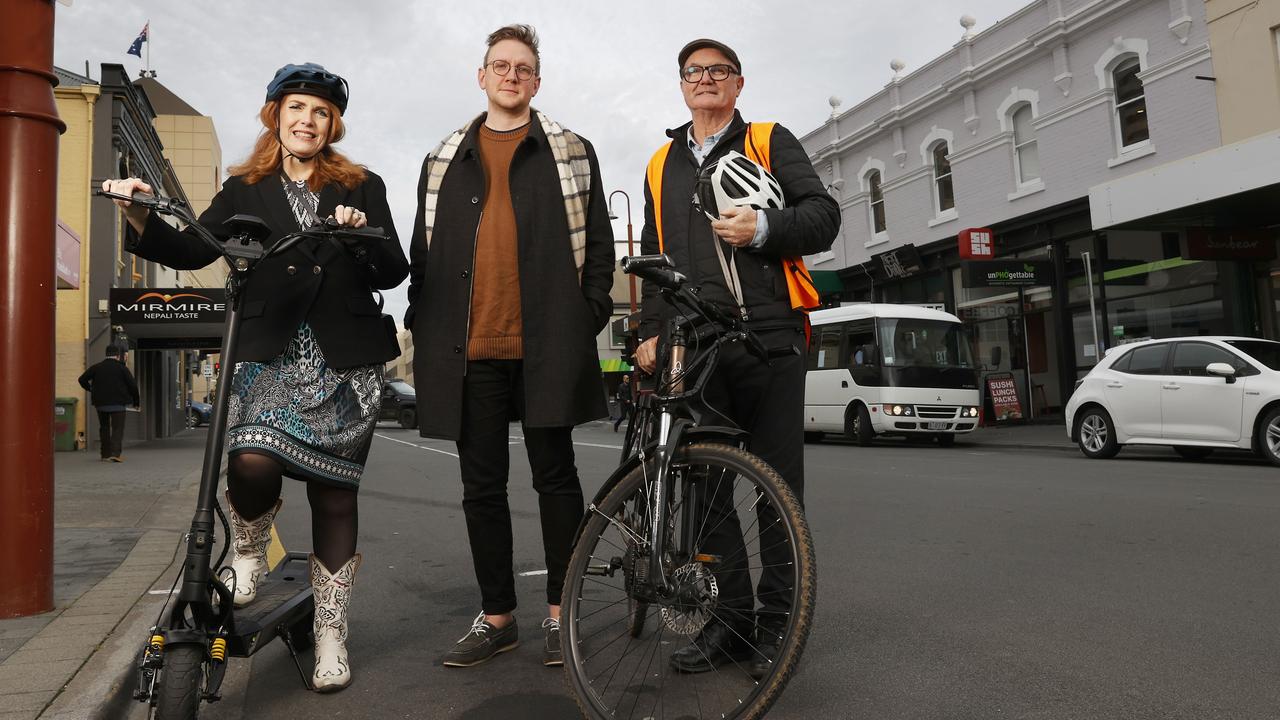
left=78, top=345, right=140, bottom=462
left=635, top=38, right=840, bottom=679
left=404, top=24, right=613, bottom=668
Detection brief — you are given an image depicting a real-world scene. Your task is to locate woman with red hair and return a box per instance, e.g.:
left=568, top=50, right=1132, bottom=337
left=102, top=63, right=406, bottom=693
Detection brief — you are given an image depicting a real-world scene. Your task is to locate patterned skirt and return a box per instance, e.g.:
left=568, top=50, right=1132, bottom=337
left=226, top=323, right=383, bottom=489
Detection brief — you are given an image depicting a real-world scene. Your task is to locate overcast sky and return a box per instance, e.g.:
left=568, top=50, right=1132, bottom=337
left=55, top=0, right=1031, bottom=325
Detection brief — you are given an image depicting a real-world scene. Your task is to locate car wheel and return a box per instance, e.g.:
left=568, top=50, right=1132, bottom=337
left=186, top=411, right=199, bottom=429
left=398, top=407, right=417, bottom=430
left=1172, top=446, right=1214, bottom=461
left=847, top=403, right=874, bottom=447
left=1076, top=407, right=1120, bottom=459
left=1255, top=406, right=1280, bottom=467
left=935, top=433, right=956, bottom=448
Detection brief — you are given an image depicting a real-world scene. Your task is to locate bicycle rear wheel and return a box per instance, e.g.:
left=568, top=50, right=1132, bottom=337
left=563, top=442, right=816, bottom=720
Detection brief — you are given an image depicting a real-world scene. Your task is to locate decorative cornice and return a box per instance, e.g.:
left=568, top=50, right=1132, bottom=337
left=1136, top=43, right=1211, bottom=85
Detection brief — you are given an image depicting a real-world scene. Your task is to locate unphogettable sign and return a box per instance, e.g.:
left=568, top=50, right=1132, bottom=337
left=985, top=372, right=1023, bottom=422
left=961, top=260, right=1052, bottom=287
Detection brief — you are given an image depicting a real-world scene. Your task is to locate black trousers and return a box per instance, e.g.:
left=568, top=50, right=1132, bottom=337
left=97, top=410, right=126, bottom=459
left=695, top=327, right=806, bottom=632
left=456, top=359, right=585, bottom=615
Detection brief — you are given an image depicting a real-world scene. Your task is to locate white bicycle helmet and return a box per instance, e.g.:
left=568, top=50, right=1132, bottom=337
left=694, top=150, right=785, bottom=221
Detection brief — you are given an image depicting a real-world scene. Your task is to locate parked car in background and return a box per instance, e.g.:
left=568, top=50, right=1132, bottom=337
left=380, top=379, right=418, bottom=429
left=186, top=399, right=212, bottom=428
left=1065, top=337, right=1280, bottom=464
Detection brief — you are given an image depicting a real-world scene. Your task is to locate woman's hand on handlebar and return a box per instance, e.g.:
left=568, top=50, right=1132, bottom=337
left=332, top=204, right=368, bottom=229
left=100, top=178, right=152, bottom=233
left=635, top=337, right=658, bottom=374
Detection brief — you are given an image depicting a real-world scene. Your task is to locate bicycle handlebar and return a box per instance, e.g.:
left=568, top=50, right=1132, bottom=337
left=94, top=188, right=387, bottom=265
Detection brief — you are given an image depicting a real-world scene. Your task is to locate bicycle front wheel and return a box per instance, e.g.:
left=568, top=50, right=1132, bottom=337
left=563, top=442, right=816, bottom=720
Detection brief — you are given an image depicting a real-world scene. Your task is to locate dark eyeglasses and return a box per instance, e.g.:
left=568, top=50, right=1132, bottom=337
left=681, top=64, right=738, bottom=84
left=486, top=59, right=537, bottom=81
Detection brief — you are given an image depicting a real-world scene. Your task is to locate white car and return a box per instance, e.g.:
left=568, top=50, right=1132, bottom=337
left=1065, top=336, right=1280, bottom=464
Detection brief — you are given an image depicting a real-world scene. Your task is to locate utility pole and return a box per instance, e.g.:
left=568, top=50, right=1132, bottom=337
left=0, top=0, right=66, bottom=617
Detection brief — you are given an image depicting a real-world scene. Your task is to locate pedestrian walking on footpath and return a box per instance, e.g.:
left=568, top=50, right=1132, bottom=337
left=634, top=38, right=840, bottom=679
left=613, top=374, right=632, bottom=432
left=102, top=62, right=407, bottom=693
left=77, top=344, right=139, bottom=462
left=404, top=23, right=614, bottom=669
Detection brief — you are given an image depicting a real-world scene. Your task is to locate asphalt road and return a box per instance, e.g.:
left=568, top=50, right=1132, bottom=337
left=193, top=422, right=1280, bottom=720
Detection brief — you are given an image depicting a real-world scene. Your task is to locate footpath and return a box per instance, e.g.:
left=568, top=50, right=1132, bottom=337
left=0, top=432, right=206, bottom=720
left=0, top=421, right=1073, bottom=720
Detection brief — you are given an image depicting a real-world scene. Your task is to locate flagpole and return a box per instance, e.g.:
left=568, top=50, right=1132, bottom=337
left=145, top=20, right=150, bottom=75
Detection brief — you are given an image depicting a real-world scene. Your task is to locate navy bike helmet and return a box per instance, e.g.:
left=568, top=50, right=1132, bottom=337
left=265, top=63, right=349, bottom=115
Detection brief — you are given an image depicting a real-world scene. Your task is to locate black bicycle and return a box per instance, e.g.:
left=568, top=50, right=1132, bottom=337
left=95, top=189, right=387, bottom=719
left=562, top=254, right=817, bottom=720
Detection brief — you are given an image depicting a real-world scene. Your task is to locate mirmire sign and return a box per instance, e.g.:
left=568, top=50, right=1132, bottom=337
left=110, top=288, right=227, bottom=324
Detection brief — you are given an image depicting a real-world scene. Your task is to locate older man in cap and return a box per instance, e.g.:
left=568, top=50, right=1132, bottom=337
left=634, top=38, right=840, bottom=679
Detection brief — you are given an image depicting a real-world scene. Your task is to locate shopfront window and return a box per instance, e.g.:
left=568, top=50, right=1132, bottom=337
left=1103, top=231, right=1226, bottom=345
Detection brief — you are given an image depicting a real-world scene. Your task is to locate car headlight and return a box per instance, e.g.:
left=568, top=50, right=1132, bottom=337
left=965, top=406, right=979, bottom=417
left=885, top=404, right=915, bottom=416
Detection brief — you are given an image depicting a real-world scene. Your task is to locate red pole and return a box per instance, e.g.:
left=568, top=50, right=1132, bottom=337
left=0, top=0, right=65, bottom=618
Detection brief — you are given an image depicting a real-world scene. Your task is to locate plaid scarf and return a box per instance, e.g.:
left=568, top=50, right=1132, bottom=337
left=421, top=109, right=591, bottom=282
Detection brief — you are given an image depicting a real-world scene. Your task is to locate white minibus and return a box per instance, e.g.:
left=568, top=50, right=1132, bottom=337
left=804, top=304, right=981, bottom=446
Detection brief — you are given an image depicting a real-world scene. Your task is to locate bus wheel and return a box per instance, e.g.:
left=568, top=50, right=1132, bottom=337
left=847, top=403, right=874, bottom=447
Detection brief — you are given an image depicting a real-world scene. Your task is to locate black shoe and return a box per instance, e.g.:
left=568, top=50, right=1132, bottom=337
left=668, top=621, right=752, bottom=674
left=542, top=617, right=562, bottom=667
left=442, top=614, right=519, bottom=667
left=749, top=619, right=786, bottom=680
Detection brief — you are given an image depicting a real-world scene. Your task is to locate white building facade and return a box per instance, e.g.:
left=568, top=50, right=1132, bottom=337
left=799, top=0, right=1262, bottom=418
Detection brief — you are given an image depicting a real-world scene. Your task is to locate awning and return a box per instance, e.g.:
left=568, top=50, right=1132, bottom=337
left=810, top=270, right=844, bottom=293
left=1088, top=132, right=1280, bottom=230
left=601, top=358, right=633, bottom=373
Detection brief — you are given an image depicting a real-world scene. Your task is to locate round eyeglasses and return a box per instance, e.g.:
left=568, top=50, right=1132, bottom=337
left=486, top=59, right=536, bottom=81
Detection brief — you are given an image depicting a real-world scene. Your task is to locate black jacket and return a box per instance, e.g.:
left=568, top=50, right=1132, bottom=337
left=639, top=112, right=840, bottom=340
left=405, top=117, right=613, bottom=440
left=78, top=359, right=140, bottom=407
left=127, top=172, right=408, bottom=369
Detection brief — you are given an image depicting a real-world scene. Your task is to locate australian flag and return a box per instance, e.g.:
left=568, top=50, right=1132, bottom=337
left=126, top=23, right=148, bottom=57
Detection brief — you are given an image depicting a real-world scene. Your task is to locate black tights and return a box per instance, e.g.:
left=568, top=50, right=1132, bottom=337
left=226, top=451, right=358, bottom=572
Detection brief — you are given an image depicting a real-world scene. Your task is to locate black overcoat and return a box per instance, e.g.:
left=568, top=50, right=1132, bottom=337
left=127, top=171, right=408, bottom=369
left=404, top=118, right=614, bottom=440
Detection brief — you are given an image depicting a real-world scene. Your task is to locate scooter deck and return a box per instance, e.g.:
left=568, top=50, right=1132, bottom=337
left=225, top=552, right=313, bottom=657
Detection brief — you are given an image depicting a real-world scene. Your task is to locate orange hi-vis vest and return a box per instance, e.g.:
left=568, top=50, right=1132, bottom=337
left=645, top=122, right=820, bottom=315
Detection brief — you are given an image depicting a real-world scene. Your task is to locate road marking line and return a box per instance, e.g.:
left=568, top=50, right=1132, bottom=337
left=518, top=569, right=548, bottom=577
left=573, top=441, right=624, bottom=450
left=375, top=433, right=460, bottom=458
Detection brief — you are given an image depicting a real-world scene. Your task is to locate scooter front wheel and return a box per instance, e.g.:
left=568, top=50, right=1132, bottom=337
left=152, top=643, right=205, bottom=720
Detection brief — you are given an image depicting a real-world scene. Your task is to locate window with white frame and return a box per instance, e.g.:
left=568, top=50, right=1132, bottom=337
left=931, top=142, right=954, bottom=213
left=868, top=170, right=886, bottom=234
left=1011, top=103, right=1039, bottom=184
left=1112, top=57, right=1149, bottom=148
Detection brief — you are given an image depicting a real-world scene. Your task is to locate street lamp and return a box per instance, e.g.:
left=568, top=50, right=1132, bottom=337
left=608, top=189, right=636, bottom=313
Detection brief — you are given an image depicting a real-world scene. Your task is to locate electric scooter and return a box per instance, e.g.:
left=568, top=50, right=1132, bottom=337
left=95, top=188, right=388, bottom=719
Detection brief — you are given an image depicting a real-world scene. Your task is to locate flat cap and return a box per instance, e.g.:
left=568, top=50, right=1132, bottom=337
left=677, top=39, right=741, bottom=72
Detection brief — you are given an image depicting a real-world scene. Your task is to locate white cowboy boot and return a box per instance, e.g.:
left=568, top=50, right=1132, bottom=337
left=223, top=490, right=282, bottom=607
left=311, top=553, right=361, bottom=692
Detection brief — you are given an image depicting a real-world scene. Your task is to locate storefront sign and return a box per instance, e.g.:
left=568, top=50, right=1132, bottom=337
left=873, top=244, right=922, bottom=280
left=56, top=221, right=81, bottom=289
left=958, top=227, right=994, bottom=260
left=1184, top=228, right=1275, bottom=261
left=111, top=288, right=227, bottom=324
left=985, top=372, right=1023, bottom=422
left=961, top=260, right=1052, bottom=287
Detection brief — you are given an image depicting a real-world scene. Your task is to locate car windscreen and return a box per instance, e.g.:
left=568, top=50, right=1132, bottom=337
left=877, top=318, right=975, bottom=369
left=1225, top=340, right=1280, bottom=371
left=388, top=380, right=415, bottom=395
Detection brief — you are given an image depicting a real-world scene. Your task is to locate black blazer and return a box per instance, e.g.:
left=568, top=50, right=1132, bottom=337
left=128, top=171, right=408, bottom=369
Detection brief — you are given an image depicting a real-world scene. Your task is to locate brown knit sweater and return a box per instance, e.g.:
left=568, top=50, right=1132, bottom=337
left=468, top=123, right=529, bottom=360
